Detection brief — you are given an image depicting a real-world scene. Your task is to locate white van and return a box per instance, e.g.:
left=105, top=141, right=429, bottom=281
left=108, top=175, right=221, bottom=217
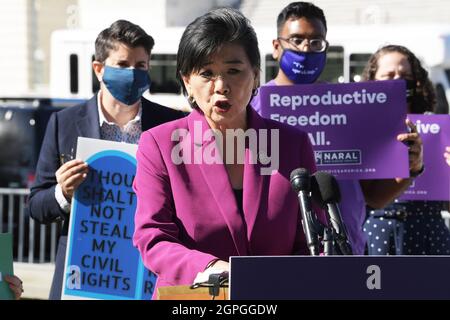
left=50, top=24, right=450, bottom=113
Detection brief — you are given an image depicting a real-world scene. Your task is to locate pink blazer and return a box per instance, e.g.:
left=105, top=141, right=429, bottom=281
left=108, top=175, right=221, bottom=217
left=133, top=107, right=324, bottom=296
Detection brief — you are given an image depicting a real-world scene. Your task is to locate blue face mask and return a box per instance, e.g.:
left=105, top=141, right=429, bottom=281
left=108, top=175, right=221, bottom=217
left=102, top=65, right=151, bottom=105
left=279, top=49, right=326, bottom=84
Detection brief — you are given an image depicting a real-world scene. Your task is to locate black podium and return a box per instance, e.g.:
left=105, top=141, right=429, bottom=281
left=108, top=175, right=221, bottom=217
left=230, top=256, right=450, bottom=300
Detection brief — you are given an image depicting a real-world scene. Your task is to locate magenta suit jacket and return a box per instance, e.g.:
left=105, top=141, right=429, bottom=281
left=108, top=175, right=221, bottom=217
left=133, top=107, right=324, bottom=295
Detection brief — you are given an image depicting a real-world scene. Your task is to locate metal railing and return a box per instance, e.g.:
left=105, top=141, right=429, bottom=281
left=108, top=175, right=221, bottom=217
left=0, top=188, right=62, bottom=263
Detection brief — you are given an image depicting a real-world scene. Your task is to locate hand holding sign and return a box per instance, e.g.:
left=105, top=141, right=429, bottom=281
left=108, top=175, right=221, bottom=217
left=56, top=159, right=89, bottom=200
left=397, top=118, right=424, bottom=175
left=63, top=138, right=157, bottom=300
left=4, top=275, right=24, bottom=300
left=400, top=115, right=450, bottom=200
left=0, top=233, right=15, bottom=300
left=445, top=146, right=450, bottom=167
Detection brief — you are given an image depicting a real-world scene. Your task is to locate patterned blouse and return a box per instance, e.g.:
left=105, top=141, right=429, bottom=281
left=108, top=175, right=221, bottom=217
left=97, top=92, right=142, bottom=144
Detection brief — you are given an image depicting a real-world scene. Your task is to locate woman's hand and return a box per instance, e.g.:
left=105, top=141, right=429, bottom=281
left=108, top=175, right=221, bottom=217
left=4, top=275, right=24, bottom=300
left=193, top=260, right=230, bottom=284
left=207, top=260, right=229, bottom=271
left=56, top=159, right=89, bottom=200
left=444, top=146, right=450, bottom=167
left=397, top=118, right=424, bottom=175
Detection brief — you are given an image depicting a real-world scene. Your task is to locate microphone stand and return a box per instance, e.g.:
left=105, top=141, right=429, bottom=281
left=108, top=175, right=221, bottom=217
left=322, top=227, right=333, bottom=256
left=327, top=205, right=353, bottom=255
left=297, top=191, right=320, bottom=256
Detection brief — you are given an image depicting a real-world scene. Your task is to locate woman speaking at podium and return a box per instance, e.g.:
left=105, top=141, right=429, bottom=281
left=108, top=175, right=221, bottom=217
left=132, top=7, right=325, bottom=298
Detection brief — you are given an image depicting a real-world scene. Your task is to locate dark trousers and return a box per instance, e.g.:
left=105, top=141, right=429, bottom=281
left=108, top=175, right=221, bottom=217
left=49, top=236, right=67, bottom=300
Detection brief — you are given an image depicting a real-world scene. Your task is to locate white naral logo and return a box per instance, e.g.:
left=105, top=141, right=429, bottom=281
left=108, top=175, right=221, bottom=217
left=366, top=265, right=381, bottom=290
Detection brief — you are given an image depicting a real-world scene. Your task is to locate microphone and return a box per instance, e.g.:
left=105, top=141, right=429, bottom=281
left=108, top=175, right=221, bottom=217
left=290, top=168, right=320, bottom=256
left=311, top=171, right=353, bottom=255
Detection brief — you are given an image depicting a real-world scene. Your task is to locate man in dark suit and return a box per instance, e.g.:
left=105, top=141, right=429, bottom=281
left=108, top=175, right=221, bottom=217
left=28, top=19, right=185, bottom=300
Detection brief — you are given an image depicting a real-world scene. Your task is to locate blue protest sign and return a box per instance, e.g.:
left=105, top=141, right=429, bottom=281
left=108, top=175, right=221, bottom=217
left=62, top=137, right=156, bottom=300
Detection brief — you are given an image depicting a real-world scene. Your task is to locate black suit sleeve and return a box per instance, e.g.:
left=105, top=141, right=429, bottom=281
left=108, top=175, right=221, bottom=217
left=28, top=112, right=68, bottom=224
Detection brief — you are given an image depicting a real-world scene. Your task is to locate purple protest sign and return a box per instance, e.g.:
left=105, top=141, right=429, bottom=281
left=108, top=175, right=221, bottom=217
left=400, top=114, right=450, bottom=201
left=260, top=80, right=409, bottom=179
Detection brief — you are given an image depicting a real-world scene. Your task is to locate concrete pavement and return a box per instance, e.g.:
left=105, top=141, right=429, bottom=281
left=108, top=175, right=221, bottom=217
left=14, top=262, right=54, bottom=300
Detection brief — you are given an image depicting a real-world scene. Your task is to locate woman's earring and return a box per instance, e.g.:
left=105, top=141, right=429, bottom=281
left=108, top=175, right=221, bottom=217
left=188, top=95, right=196, bottom=104
left=251, top=88, right=258, bottom=97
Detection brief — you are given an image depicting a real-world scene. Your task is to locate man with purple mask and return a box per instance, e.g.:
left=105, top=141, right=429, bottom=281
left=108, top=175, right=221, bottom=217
left=251, top=2, right=328, bottom=115
left=251, top=2, right=423, bottom=255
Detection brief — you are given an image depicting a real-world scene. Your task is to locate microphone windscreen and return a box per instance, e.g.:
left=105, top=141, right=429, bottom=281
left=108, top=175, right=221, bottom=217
left=290, top=168, right=310, bottom=193
left=312, top=171, right=341, bottom=203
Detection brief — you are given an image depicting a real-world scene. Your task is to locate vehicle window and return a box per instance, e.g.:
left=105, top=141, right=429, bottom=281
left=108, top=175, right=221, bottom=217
left=0, top=102, right=64, bottom=187
left=70, top=54, right=79, bottom=94
left=149, top=54, right=181, bottom=94
left=92, top=55, right=100, bottom=93
left=435, top=83, right=449, bottom=114
left=0, top=108, right=35, bottom=187
left=0, top=109, right=35, bottom=166
left=349, top=53, right=371, bottom=82
left=264, top=54, right=278, bottom=84
left=320, top=46, right=344, bottom=83
left=445, top=69, right=450, bottom=85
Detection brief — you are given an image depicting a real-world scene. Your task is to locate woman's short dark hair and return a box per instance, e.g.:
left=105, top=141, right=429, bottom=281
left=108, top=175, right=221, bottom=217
left=95, top=20, right=154, bottom=62
left=362, top=45, right=436, bottom=114
left=176, top=7, right=260, bottom=96
left=277, top=2, right=327, bottom=36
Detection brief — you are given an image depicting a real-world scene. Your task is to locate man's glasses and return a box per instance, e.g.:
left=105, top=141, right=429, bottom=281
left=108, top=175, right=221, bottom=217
left=278, top=36, right=328, bottom=53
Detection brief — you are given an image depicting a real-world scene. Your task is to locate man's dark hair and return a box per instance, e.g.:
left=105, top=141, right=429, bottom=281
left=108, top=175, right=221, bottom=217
left=94, top=20, right=154, bottom=62
left=277, top=2, right=327, bottom=35
left=176, top=7, right=260, bottom=96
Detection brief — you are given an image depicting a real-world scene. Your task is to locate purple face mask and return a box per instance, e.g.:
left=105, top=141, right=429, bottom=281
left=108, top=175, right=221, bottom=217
left=279, top=49, right=326, bottom=84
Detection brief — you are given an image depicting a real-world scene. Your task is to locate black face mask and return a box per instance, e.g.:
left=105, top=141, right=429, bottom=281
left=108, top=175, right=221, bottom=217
left=405, top=79, right=427, bottom=114
left=405, top=79, right=416, bottom=103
